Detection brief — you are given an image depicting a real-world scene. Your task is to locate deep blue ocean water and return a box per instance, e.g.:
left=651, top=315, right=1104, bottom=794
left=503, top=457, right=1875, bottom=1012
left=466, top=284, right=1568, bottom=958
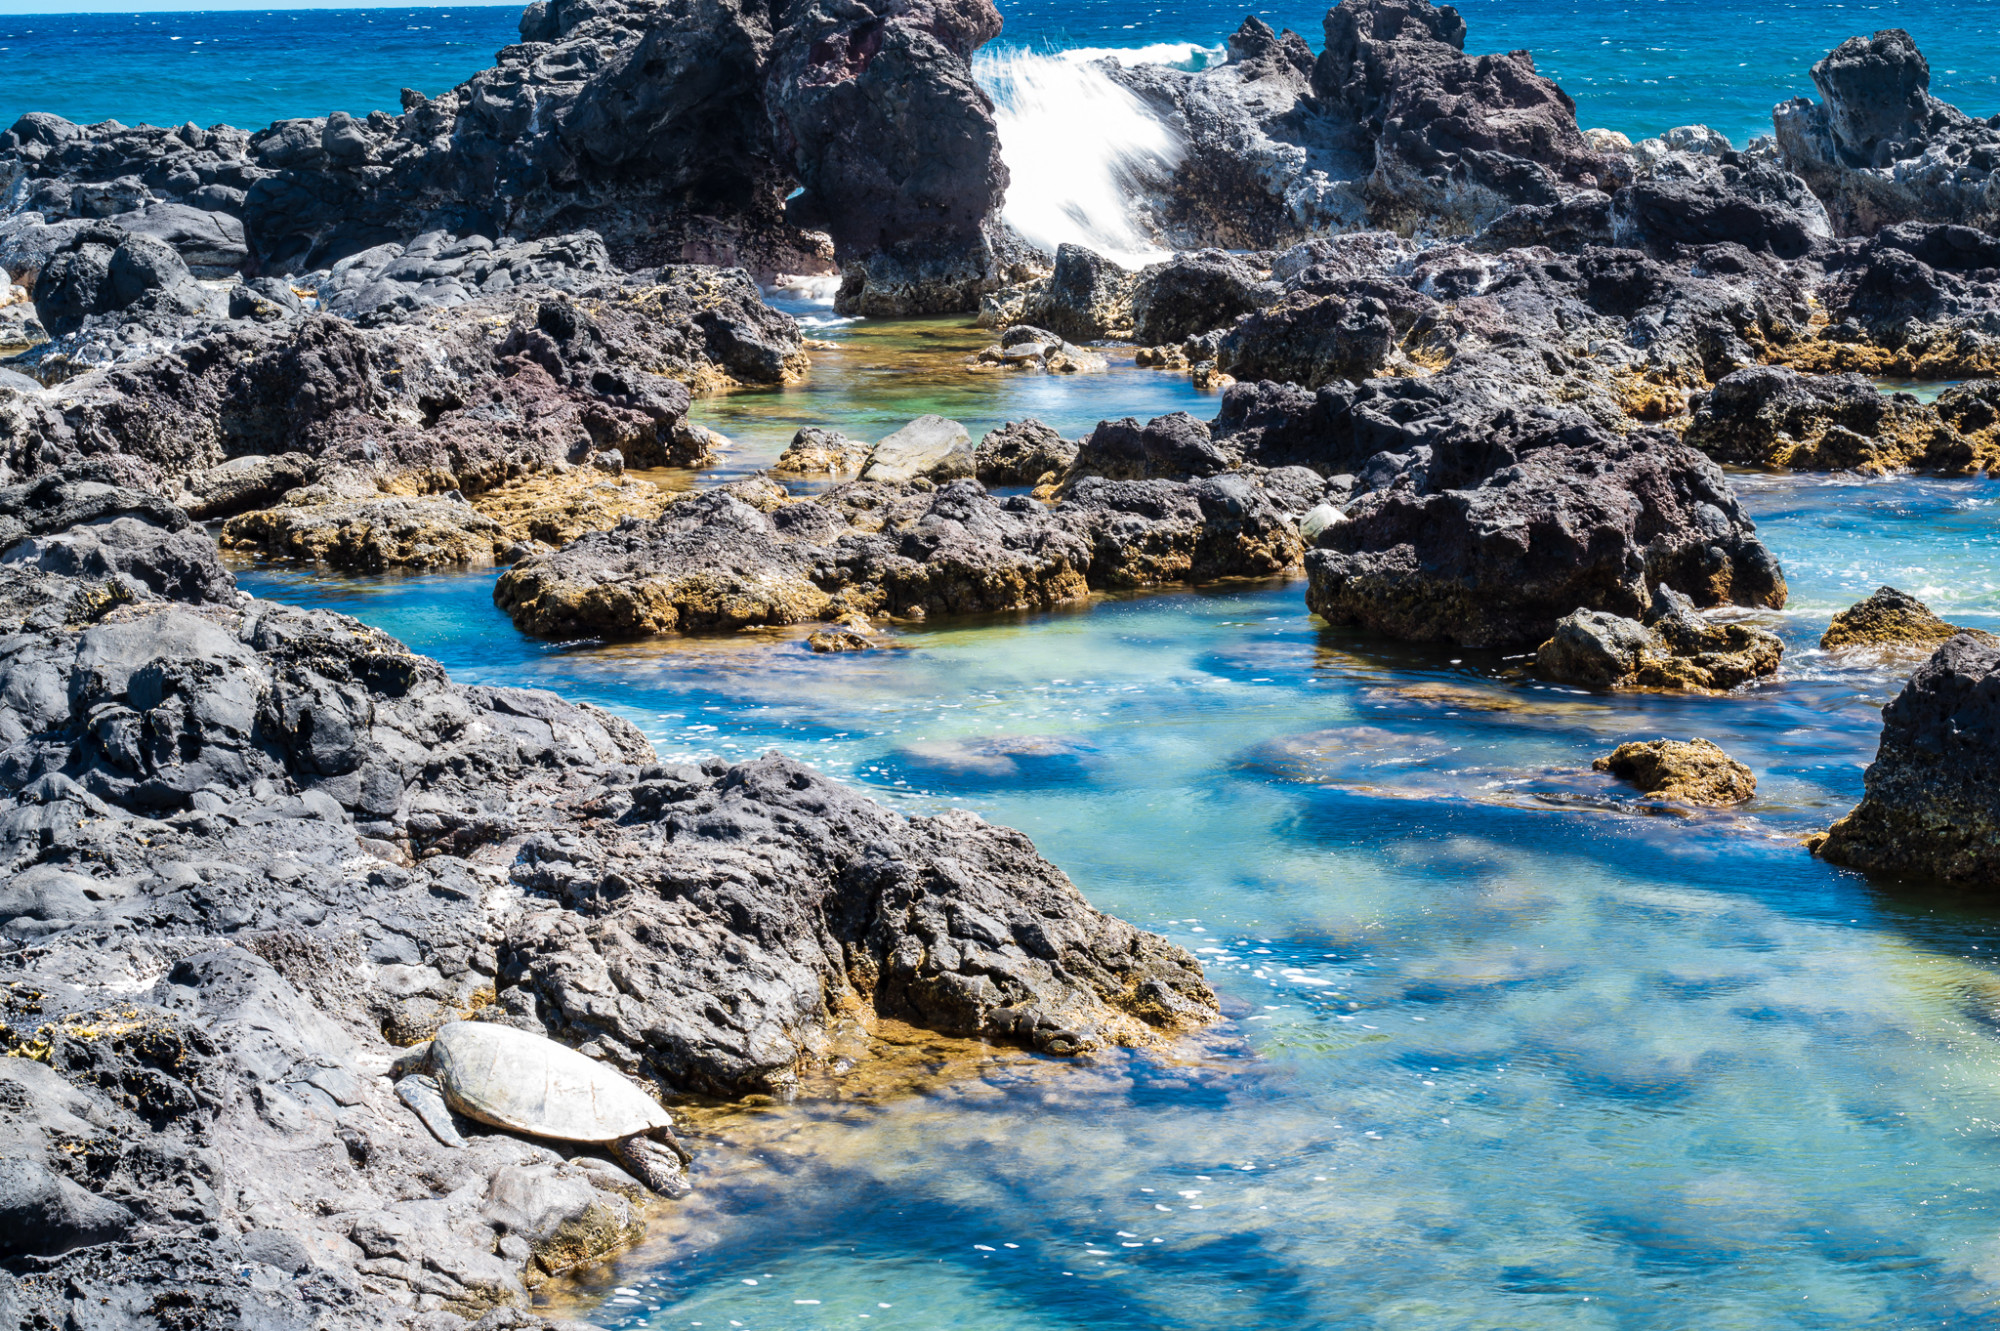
left=2, top=0, right=1997, bottom=146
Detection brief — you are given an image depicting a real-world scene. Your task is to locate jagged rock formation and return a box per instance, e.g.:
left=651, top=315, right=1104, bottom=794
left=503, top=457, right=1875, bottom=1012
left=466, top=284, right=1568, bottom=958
left=0, top=270, right=800, bottom=515
left=1816, top=633, right=2000, bottom=885
left=0, top=467, right=1215, bottom=1324
left=1, top=0, right=1014, bottom=315
left=1775, top=28, right=2000, bottom=237
left=1110, top=0, right=1621, bottom=248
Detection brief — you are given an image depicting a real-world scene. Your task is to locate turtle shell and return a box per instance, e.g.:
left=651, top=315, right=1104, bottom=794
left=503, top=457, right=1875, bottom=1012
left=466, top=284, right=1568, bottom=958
left=429, top=1021, right=672, bottom=1143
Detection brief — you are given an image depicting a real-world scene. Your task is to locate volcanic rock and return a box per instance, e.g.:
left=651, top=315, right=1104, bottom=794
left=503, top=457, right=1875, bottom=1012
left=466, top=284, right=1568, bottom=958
left=975, top=419, right=1077, bottom=485
left=1537, top=585, right=1785, bottom=691
left=1816, top=633, right=2000, bottom=884
left=1683, top=366, right=1964, bottom=472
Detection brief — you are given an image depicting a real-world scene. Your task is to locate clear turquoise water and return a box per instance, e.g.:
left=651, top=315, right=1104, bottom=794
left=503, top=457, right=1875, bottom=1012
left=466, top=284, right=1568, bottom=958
left=5, top=0, right=1997, bottom=148
left=232, top=468, right=2000, bottom=1329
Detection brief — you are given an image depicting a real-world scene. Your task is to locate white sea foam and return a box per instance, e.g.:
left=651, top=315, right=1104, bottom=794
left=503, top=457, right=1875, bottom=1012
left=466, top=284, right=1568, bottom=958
left=975, top=45, right=1215, bottom=268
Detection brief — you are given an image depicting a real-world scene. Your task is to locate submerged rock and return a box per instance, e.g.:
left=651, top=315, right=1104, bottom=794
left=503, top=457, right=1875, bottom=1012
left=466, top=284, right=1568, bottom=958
left=1594, top=738, right=1757, bottom=805
left=1816, top=633, right=2000, bottom=884
left=1537, top=586, right=1785, bottom=692
left=1820, top=585, right=1973, bottom=650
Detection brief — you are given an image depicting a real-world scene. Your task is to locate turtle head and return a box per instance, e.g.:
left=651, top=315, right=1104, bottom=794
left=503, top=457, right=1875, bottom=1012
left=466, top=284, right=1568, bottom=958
left=388, top=1040, right=435, bottom=1080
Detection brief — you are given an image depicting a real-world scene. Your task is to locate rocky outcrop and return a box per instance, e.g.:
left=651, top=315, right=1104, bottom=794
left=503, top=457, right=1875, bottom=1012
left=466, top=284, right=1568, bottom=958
left=769, top=426, right=868, bottom=478
left=1594, top=738, right=1756, bottom=805
left=1274, top=383, right=1788, bottom=649
left=1683, top=366, right=1970, bottom=472
left=1129, top=249, right=1279, bottom=346
left=1109, top=17, right=1367, bottom=250
left=1820, top=585, right=1973, bottom=650
left=769, top=0, right=1013, bottom=314
left=975, top=419, right=1076, bottom=485
left=1109, top=0, right=1621, bottom=248
left=219, top=494, right=508, bottom=572
left=1775, top=29, right=2000, bottom=238
left=1782, top=224, right=2000, bottom=380
left=2, top=271, right=797, bottom=518
left=2, top=0, right=1016, bottom=315
left=1310, top=0, right=1620, bottom=234
left=1816, top=633, right=2000, bottom=884
left=0, top=466, right=1215, bottom=1323
left=493, top=473, right=1311, bottom=639
left=1537, top=585, right=1785, bottom=692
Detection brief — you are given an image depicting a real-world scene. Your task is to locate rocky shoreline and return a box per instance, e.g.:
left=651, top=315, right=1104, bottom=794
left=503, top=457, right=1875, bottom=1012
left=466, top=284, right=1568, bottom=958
left=7, top=0, right=2000, bottom=1323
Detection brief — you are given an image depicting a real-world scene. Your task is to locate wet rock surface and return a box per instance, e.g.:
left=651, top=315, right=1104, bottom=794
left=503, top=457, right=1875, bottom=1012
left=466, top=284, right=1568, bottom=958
left=1594, top=738, right=1757, bottom=805
left=0, top=468, right=1215, bottom=1324
left=1537, top=586, right=1785, bottom=692
left=1817, top=633, right=2000, bottom=885
left=493, top=472, right=1312, bottom=639
left=1820, top=585, right=1975, bottom=651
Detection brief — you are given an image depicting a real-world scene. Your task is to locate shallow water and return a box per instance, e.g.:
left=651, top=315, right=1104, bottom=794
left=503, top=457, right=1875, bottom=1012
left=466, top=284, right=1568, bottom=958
left=233, top=465, right=2000, bottom=1329
left=680, top=316, right=1215, bottom=482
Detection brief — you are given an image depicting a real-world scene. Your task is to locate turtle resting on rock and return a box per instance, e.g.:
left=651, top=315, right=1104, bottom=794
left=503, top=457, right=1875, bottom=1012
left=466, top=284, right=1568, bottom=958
left=391, top=1021, right=693, bottom=1197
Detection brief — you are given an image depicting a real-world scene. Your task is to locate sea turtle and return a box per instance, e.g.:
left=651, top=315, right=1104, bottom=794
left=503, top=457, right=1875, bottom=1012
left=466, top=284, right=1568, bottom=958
left=391, top=1021, right=692, bottom=1197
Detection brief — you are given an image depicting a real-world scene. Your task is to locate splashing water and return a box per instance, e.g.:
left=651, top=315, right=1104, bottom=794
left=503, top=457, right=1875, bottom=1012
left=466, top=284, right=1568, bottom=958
left=976, top=45, right=1216, bottom=269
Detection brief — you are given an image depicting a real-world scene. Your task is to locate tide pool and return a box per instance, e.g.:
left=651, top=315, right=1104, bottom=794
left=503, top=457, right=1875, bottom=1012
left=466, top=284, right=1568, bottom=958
left=231, top=467, right=2000, bottom=1329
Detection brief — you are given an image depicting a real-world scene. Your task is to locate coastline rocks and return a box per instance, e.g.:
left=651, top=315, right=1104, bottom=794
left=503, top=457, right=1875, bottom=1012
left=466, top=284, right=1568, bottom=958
left=1815, top=633, right=2000, bottom=884
left=1108, top=16, right=1367, bottom=251
left=507, top=753, right=1217, bottom=1093
left=1683, top=366, right=1966, bottom=472
left=1129, top=250, right=1279, bottom=346
left=975, top=419, right=1077, bottom=485
left=1820, top=585, right=1971, bottom=650
left=1303, top=404, right=1787, bottom=649
left=493, top=472, right=1310, bottom=639
left=1775, top=29, right=2000, bottom=237
left=1021, top=244, right=1136, bottom=342
left=860, top=415, right=976, bottom=483
left=1215, top=288, right=1401, bottom=387
left=469, top=469, right=683, bottom=551
left=768, top=0, right=1011, bottom=315
left=1068, top=412, right=1234, bottom=482
left=7, top=271, right=796, bottom=509
left=771, top=425, right=870, bottom=478
left=1537, top=586, right=1784, bottom=691
left=219, top=493, right=507, bottom=571
left=1311, top=0, right=1619, bottom=234
left=313, top=231, right=618, bottom=320
left=1593, top=738, right=1757, bottom=805
left=0, top=467, right=1215, bottom=1321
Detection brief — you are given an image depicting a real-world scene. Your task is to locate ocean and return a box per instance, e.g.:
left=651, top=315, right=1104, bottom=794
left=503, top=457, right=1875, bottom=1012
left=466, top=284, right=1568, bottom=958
left=1, top=0, right=1997, bottom=149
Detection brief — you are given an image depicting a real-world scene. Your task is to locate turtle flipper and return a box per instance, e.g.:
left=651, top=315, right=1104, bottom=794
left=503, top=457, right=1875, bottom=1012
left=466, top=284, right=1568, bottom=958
left=396, top=1074, right=465, bottom=1148
left=613, top=1131, right=692, bottom=1198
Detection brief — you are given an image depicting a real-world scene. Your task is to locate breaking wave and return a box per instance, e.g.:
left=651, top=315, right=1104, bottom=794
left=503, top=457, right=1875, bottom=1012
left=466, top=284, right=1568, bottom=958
left=975, top=44, right=1219, bottom=269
